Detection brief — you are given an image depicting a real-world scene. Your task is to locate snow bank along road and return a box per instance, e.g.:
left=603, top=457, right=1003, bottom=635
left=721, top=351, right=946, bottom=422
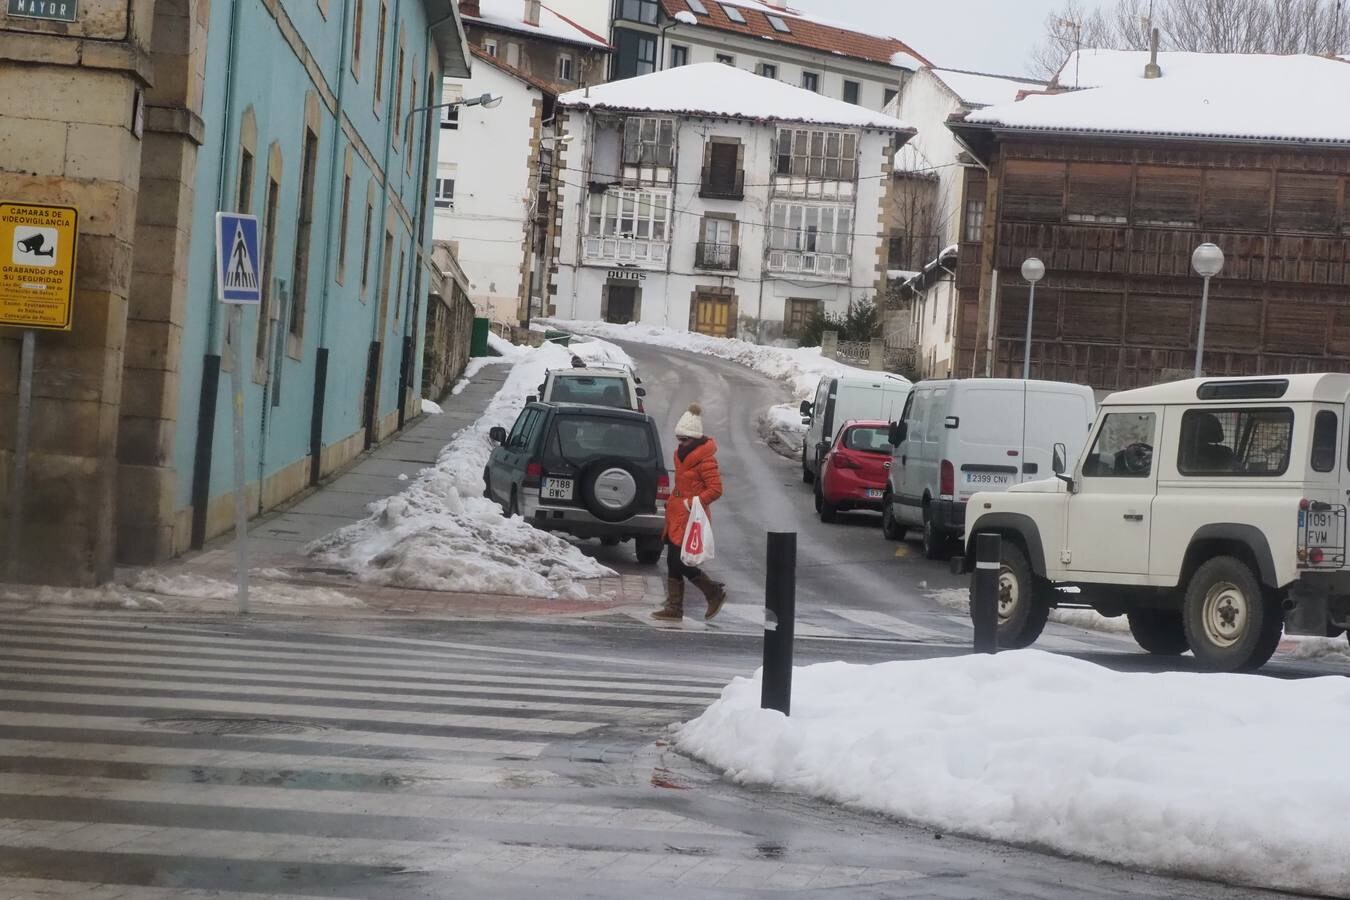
left=572, top=339, right=1350, bottom=676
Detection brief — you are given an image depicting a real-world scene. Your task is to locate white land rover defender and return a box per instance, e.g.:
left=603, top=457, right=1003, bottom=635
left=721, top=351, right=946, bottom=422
left=959, top=374, right=1350, bottom=672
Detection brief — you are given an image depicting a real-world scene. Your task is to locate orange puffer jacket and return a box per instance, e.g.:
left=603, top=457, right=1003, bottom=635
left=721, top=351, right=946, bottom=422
left=665, top=438, right=723, bottom=544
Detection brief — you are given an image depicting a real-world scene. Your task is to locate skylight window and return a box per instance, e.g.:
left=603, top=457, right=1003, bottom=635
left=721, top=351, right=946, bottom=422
left=720, top=3, right=746, bottom=23
left=685, top=0, right=708, bottom=13
left=766, top=14, right=790, bottom=32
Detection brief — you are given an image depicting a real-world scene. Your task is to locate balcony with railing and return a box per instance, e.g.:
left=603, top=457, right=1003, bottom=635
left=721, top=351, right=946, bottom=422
left=582, top=236, right=669, bottom=267
left=695, top=241, right=739, bottom=271
left=766, top=249, right=851, bottom=279
left=699, top=167, right=744, bottom=201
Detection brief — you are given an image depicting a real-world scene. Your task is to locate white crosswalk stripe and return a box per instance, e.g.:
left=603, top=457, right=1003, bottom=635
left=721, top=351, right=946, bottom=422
left=0, top=613, right=770, bottom=897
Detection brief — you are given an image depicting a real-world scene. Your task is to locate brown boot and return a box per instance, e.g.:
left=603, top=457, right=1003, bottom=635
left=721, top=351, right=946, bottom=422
left=692, top=575, right=727, bottom=620
left=651, top=578, right=684, bottom=621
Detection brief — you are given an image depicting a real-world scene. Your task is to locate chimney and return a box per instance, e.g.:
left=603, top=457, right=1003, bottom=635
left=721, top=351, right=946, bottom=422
left=524, top=0, right=541, bottom=26
left=458, top=0, right=480, bottom=18
left=1144, top=27, right=1162, bottom=78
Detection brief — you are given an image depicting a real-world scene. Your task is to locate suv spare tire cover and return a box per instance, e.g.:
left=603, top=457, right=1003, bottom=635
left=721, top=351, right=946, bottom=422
left=581, top=457, right=648, bottom=523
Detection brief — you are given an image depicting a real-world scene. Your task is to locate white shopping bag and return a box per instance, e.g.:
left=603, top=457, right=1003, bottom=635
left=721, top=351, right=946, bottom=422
left=681, top=496, right=716, bottom=566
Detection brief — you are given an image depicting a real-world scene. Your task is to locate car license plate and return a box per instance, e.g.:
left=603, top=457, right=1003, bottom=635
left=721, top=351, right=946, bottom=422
left=543, top=477, right=574, bottom=501
left=865, top=489, right=883, bottom=500
left=1299, top=504, right=1346, bottom=565
left=964, top=471, right=1012, bottom=487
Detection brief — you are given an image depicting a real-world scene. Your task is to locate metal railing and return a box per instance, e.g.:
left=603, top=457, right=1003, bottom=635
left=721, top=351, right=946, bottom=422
left=695, top=241, right=739, bottom=270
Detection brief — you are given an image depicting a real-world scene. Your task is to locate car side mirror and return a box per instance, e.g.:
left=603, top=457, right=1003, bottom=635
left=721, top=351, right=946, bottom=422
left=890, top=421, right=908, bottom=445
left=635, top=387, right=646, bottom=398
left=1052, top=442, right=1076, bottom=492
left=799, top=400, right=813, bottom=418
left=526, top=395, right=538, bottom=404
left=634, top=376, right=642, bottom=384
left=489, top=426, right=507, bottom=444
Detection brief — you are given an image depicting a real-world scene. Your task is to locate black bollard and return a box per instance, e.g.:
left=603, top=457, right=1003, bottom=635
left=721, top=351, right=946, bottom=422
left=972, top=532, right=1001, bottom=654
left=761, top=532, right=797, bottom=715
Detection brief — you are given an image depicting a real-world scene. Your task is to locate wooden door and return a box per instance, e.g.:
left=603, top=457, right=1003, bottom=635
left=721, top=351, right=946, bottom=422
left=694, top=293, right=732, bottom=337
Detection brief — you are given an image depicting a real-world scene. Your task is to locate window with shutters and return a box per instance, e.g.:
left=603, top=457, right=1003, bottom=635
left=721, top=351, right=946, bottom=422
left=1134, top=166, right=1200, bottom=227
left=1274, top=173, right=1340, bottom=234
left=1066, top=163, right=1130, bottom=225
left=1204, top=170, right=1272, bottom=232
left=583, top=188, right=672, bottom=265
left=1002, top=160, right=1064, bottom=223
left=700, top=138, right=743, bottom=199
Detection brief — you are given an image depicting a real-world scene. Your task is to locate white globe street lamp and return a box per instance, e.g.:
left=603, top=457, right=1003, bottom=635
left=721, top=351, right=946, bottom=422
left=1021, top=257, right=1045, bottom=378
left=1191, top=243, right=1225, bottom=378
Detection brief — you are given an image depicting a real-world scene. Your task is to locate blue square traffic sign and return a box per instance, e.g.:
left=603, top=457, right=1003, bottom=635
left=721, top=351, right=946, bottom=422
left=215, top=212, right=263, bottom=304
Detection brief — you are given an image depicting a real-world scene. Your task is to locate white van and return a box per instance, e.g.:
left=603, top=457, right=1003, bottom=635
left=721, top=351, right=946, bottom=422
left=801, top=374, right=912, bottom=483
left=882, top=378, right=1095, bottom=557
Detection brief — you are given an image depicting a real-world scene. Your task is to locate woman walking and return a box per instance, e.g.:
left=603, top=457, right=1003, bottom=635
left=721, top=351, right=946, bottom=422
left=652, top=404, right=727, bottom=621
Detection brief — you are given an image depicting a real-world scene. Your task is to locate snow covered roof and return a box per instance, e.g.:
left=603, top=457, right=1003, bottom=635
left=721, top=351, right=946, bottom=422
left=558, top=63, right=915, bottom=131
left=929, top=67, right=1048, bottom=109
left=893, top=142, right=936, bottom=176
left=463, top=0, right=610, bottom=50
left=963, top=52, right=1350, bottom=146
left=658, top=0, right=929, bottom=70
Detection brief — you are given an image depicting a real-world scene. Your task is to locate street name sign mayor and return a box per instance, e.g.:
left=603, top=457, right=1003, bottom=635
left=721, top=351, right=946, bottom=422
left=0, top=202, right=79, bottom=330
left=6, top=0, right=78, bottom=22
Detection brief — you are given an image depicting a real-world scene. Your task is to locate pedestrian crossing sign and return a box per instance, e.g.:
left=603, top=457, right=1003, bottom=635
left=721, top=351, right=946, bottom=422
left=214, top=211, right=262, bottom=304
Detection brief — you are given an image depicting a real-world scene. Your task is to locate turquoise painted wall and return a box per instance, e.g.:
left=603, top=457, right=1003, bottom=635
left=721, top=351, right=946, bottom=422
left=175, top=0, right=447, bottom=514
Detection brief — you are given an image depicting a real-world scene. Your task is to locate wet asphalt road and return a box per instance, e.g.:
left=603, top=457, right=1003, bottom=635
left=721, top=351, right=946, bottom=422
left=0, top=341, right=1344, bottom=899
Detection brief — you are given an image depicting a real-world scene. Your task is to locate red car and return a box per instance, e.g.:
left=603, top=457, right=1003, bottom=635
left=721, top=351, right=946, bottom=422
left=815, top=420, right=893, bottom=523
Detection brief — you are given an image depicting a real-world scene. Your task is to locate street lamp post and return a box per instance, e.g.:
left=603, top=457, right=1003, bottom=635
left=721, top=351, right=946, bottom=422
left=1191, top=243, right=1225, bottom=378
left=1021, top=257, right=1045, bottom=378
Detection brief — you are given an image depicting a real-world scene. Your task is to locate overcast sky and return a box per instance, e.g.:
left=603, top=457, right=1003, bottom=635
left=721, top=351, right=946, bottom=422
left=791, top=0, right=1082, bottom=76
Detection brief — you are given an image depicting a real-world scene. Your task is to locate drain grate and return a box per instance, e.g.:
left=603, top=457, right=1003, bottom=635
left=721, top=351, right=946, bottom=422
left=145, top=717, right=327, bottom=736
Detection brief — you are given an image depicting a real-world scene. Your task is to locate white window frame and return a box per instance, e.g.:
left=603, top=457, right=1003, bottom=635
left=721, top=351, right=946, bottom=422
left=434, top=177, right=455, bottom=210
left=767, top=201, right=853, bottom=278
left=622, top=116, right=675, bottom=167
left=484, top=37, right=498, bottom=57
left=557, top=53, right=574, bottom=81
left=584, top=188, right=672, bottom=265
left=774, top=127, right=858, bottom=181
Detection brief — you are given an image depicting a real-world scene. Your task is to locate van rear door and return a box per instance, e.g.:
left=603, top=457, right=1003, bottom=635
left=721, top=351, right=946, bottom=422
left=953, top=383, right=1024, bottom=500
left=1022, top=386, right=1094, bottom=483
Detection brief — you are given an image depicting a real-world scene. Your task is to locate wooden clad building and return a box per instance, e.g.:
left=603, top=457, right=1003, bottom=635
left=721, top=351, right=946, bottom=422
left=947, top=51, right=1350, bottom=390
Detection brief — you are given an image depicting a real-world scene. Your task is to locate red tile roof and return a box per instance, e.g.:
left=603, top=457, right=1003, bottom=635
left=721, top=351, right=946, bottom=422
left=469, top=45, right=562, bottom=96
left=658, top=0, right=930, bottom=70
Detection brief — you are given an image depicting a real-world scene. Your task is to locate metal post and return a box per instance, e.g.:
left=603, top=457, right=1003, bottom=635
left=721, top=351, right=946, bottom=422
left=1194, top=274, right=1211, bottom=378
left=1022, top=281, right=1036, bottom=378
left=761, top=531, right=797, bottom=715
left=229, top=305, right=250, bottom=614
left=972, top=532, right=1001, bottom=654
left=5, top=330, right=36, bottom=583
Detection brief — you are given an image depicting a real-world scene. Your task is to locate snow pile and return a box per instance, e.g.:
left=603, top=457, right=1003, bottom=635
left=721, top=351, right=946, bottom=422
left=1285, top=635, right=1350, bottom=663
left=760, top=403, right=808, bottom=458
left=567, top=336, right=636, bottom=372
left=421, top=399, right=444, bottom=415
left=124, top=570, right=363, bottom=608
left=305, top=341, right=615, bottom=598
left=678, top=652, right=1350, bottom=897
left=542, top=318, right=881, bottom=404
left=486, top=332, right=525, bottom=357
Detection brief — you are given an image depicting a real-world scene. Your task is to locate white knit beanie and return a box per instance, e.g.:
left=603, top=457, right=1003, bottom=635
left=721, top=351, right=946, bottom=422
left=675, top=403, right=704, bottom=439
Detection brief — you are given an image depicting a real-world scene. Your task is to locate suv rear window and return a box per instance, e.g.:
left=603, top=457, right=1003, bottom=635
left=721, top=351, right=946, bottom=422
left=844, top=426, right=891, bottom=453
left=551, top=416, right=653, bottom=461
left=1178, top=408, right=1294, bottom=477
left=550, top=375, right=630, bottom=408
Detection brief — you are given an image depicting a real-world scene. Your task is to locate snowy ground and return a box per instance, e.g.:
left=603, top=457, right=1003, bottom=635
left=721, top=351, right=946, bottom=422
left=306, top=339, right=617, bottom=598
left=759, top=403, right=808, bottom=459
left=0, top=569, right=364, bottom=611
left=540, top=319, right=878, bottom=403
left=678, top=652, right=1350, bottom=897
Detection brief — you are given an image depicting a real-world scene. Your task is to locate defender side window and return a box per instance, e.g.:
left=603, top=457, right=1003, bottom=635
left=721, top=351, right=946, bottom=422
left=506, top=409, right=534, bottom=447
left=1312, top=410, right=1337, bottom=473
left=1082, top=412, right=1156, bottom=478
left=1177, top=407, right=1293, bottom=477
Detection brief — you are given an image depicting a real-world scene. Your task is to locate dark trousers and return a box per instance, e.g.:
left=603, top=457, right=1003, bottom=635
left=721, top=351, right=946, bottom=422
left=666, top=540, right=704, bottom=582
